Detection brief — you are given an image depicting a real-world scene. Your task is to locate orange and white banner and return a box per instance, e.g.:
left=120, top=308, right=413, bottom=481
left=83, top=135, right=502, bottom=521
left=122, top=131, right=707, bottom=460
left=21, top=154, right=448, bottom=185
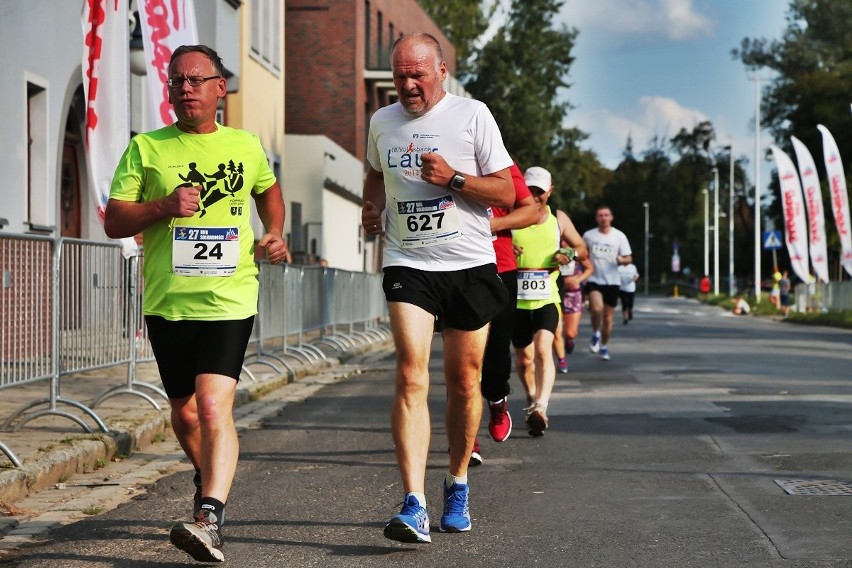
left=791, top=136, right=829, bottom=283
left=138, top=0, right=199, bottom=131
left=82, top=0, right=137, bottom=256
left=817, top=124, right=852, bottom=278
left=770, top=145, right=810, bottom=283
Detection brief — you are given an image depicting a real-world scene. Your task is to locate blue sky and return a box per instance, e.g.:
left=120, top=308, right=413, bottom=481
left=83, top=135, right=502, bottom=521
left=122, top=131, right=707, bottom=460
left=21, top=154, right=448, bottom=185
left=554, top=0, right=790, bottom=185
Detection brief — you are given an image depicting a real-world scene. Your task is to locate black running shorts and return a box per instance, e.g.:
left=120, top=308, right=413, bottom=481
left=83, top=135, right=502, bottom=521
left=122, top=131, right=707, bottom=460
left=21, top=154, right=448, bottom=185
left=511, top=303, right=560, bottom=348
left=585, top=282, right=621, bottom=308
left=144, top=315, right=255, bottom=399
left=382, top=264, right=508, bottom=332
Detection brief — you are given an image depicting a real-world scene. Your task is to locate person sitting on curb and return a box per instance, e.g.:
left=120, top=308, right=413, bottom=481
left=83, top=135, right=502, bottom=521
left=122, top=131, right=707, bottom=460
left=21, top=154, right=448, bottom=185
left=732, top=297, right=750, bottom=316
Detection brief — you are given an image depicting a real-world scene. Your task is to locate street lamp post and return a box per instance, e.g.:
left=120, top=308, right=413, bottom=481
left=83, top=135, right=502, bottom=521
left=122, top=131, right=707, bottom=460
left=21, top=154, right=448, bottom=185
left=643, top=202, right=649, bottom=296
left=703, top=188, right=709, bottom=278
left=712, top=166, right=720, bottom=295
left=727, top=145, right=735, bottom=296
left=751, top=76, right=762, bottom=300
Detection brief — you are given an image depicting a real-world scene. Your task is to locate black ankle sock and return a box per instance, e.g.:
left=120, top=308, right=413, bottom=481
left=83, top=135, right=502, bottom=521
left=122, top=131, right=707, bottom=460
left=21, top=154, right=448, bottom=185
left=193, top=469, right=202, bottom=489
left=200, top=497, right=226, bottom=526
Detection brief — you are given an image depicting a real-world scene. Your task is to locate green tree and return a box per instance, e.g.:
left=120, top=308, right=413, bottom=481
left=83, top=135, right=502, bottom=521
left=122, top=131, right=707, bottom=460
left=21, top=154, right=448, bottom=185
left=598, top=123, right=751, bottom=290
left=465, top=0, right=576, bottom=164
left=734, top=0, right=852, bottom=280
left=417, top=0, right=498, bottom=77
left=459, top=0, right=603, bottom=213
left=734, top=0, right=852, bottom=164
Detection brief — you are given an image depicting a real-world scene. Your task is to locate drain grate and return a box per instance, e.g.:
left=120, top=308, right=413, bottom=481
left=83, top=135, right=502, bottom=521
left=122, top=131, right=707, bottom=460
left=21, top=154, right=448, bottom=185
left=775, top=479, right=852, bottom=496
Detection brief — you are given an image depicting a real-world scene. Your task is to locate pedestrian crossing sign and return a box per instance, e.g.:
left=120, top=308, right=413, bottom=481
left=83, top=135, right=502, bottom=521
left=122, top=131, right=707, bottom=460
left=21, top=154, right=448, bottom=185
left=763, top=230, right=783, bottom=250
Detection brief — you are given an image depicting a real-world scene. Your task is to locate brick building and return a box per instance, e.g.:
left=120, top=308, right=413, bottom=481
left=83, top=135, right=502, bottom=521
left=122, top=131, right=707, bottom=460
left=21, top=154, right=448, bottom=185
left=285, top=0, right=462, bottom=163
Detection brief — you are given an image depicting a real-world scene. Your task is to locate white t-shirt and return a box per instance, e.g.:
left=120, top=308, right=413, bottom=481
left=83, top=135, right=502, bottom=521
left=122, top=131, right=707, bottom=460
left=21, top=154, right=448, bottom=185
left=583, top=226, right=632, bottom=286
left=618, top=263, right=639, bottom=293
left=367, top=93, right=512, bottom=271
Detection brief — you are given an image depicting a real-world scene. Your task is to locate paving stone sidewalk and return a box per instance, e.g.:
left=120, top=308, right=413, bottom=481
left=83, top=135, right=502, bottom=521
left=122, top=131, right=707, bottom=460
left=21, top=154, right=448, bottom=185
left=0, top=340, right=390, bottom=517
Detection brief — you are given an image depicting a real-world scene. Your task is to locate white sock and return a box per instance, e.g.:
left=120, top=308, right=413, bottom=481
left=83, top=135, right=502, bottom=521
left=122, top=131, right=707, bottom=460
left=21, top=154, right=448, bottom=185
left=446, top=473, right=467, bottom=487
left=593, top=331, right=601, bottom=339
left=407, top=492, right=426, bottom=508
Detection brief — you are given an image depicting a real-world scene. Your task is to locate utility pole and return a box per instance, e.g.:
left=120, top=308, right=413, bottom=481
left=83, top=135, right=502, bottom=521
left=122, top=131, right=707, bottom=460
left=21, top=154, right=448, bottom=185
left=728, top=143, right=735, bottom=296
left=643, top=202, right=649, bottom=296
left=704, top=188, right=709, bottom=278
left=712, top=166, right=720, bottom=295
left=750, top=77, right=762, bottom=300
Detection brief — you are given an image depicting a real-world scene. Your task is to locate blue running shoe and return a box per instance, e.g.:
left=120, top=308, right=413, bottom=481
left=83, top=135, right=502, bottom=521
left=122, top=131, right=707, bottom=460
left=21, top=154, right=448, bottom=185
left=440, top=481, right=471, bottom=532
left=384, top=495, right=431, bottom=543
left=589, top=335, right=600, bottom=353
left=599, top=346, right=610, bottom=361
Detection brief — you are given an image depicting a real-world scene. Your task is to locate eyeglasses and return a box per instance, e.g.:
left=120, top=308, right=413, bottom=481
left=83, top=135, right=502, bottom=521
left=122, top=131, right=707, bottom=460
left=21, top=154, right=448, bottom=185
left=529, top=187, right=546, bottom=196
left=166, top=75, right=221, bottom=88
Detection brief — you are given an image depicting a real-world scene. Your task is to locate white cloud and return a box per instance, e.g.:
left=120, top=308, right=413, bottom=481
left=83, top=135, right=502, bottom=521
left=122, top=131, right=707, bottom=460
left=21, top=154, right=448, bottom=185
left=567, top=96, right=711, bottom=167
left=563, top=0, right=715, bottom=41
left=639, top=95, right=709, bottom=135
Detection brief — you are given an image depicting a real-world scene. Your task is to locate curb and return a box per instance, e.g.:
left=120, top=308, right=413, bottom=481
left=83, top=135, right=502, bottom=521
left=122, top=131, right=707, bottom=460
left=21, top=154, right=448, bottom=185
left=0, top=348, right=367, bottom=505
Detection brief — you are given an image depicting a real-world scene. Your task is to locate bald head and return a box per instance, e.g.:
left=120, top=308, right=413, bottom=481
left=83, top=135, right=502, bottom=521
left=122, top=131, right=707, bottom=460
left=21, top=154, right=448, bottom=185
left=391, top=33, right=447, bottom=116
left=392, top=32, right=445, bottom=62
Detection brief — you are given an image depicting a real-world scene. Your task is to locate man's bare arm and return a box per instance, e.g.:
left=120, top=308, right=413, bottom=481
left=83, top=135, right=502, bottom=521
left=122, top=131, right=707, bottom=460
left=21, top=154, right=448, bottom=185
left=362, top=167, right=386, bottom=236
left=253, top=182, right=290, bottom=264
left=103, top=185, right=200, bottom=238
left=490, top=195, right=538, bottom=233
left=419, top=152, right=514, bottom=208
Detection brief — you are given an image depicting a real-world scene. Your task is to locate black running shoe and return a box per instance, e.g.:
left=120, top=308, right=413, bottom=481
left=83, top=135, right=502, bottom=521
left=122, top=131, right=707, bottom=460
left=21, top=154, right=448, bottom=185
left=469, top=437, right=483, bottom=467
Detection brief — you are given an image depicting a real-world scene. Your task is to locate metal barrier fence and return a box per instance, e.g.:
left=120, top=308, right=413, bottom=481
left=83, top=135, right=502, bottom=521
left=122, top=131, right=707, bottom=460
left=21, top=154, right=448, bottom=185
left=0, top=235, right=388, bottom=467
left=246, top=263, right=391, bottom=369
left=793, top=280, right=852, bottom=313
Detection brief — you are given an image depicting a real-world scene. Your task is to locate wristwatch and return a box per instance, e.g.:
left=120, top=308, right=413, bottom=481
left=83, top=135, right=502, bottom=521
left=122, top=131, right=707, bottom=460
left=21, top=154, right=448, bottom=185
left=449, top=171, right=466, bottom=191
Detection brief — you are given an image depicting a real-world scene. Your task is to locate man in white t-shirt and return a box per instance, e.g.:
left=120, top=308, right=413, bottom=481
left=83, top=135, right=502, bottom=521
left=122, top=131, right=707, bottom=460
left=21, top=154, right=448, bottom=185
left=583, top=205, right=632, bottom=361
left=618, top=262, right=639, bottom=324
left=361, top=32, right=514, bottom=544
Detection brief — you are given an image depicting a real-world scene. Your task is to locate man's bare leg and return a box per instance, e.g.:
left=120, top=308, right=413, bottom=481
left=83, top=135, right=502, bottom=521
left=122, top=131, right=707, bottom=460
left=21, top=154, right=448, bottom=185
left=601, top=305, right=615, bottom=346
left=588, top=290, right=604, bottom=335
left=195, top=374, right=238, bottom=503
left=169, top=373, right=238, bottom=504
left=443, top=324, right=489, bottom=478
left=387, top=302, right=434, bottom=494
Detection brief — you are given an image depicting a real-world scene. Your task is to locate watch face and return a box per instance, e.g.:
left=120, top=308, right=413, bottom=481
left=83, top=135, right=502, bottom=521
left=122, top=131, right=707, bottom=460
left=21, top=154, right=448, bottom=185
left=451, top=173, right=465, bottom=190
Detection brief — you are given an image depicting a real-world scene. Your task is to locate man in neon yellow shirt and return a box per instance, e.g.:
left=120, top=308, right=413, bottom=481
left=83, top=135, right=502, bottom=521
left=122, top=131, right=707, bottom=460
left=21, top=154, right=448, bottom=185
left=105, top=45, right=288, bottom=563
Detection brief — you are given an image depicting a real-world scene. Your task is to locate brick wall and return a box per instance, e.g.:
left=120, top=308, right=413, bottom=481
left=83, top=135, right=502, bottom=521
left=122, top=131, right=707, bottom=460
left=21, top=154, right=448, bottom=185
left=285, top=0, right=455, bottom=161
left=0, top=239, right=52, bottom=379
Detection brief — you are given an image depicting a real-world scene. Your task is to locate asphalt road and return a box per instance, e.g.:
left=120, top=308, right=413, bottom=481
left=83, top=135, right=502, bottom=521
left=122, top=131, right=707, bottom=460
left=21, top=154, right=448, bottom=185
left=4, top=296, right=852, bottom=567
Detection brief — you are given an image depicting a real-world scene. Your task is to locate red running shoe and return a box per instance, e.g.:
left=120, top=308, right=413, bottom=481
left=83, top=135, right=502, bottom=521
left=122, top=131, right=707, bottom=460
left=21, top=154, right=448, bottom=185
left=488, top=398, right=513, bottom=442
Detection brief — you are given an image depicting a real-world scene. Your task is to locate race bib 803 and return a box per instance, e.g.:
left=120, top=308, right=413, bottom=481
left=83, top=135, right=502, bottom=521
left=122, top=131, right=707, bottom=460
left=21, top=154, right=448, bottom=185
left=517, top=270, right=552, bottom=300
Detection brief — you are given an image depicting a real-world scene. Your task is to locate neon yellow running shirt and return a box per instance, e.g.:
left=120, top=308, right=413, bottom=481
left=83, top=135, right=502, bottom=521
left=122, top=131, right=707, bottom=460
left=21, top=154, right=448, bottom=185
left=110, top=124, right=276, bottom=321
left=512, top=206, right=561, bottom=311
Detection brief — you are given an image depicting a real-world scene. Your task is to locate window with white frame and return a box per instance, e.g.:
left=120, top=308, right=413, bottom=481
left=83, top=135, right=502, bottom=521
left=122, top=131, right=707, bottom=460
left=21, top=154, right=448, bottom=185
left=250, top=0, right=281, bottom=73
left=27, top=80, right=50, bottom=231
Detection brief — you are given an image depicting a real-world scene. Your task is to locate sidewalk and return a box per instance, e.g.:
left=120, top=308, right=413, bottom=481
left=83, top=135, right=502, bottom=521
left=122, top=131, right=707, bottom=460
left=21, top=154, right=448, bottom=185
left=0, top=340, right=388, bottom=505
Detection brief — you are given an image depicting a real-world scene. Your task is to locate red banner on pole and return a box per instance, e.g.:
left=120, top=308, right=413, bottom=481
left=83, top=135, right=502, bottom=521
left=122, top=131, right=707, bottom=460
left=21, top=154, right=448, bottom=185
left=138, top=0, right=199, bottom=131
